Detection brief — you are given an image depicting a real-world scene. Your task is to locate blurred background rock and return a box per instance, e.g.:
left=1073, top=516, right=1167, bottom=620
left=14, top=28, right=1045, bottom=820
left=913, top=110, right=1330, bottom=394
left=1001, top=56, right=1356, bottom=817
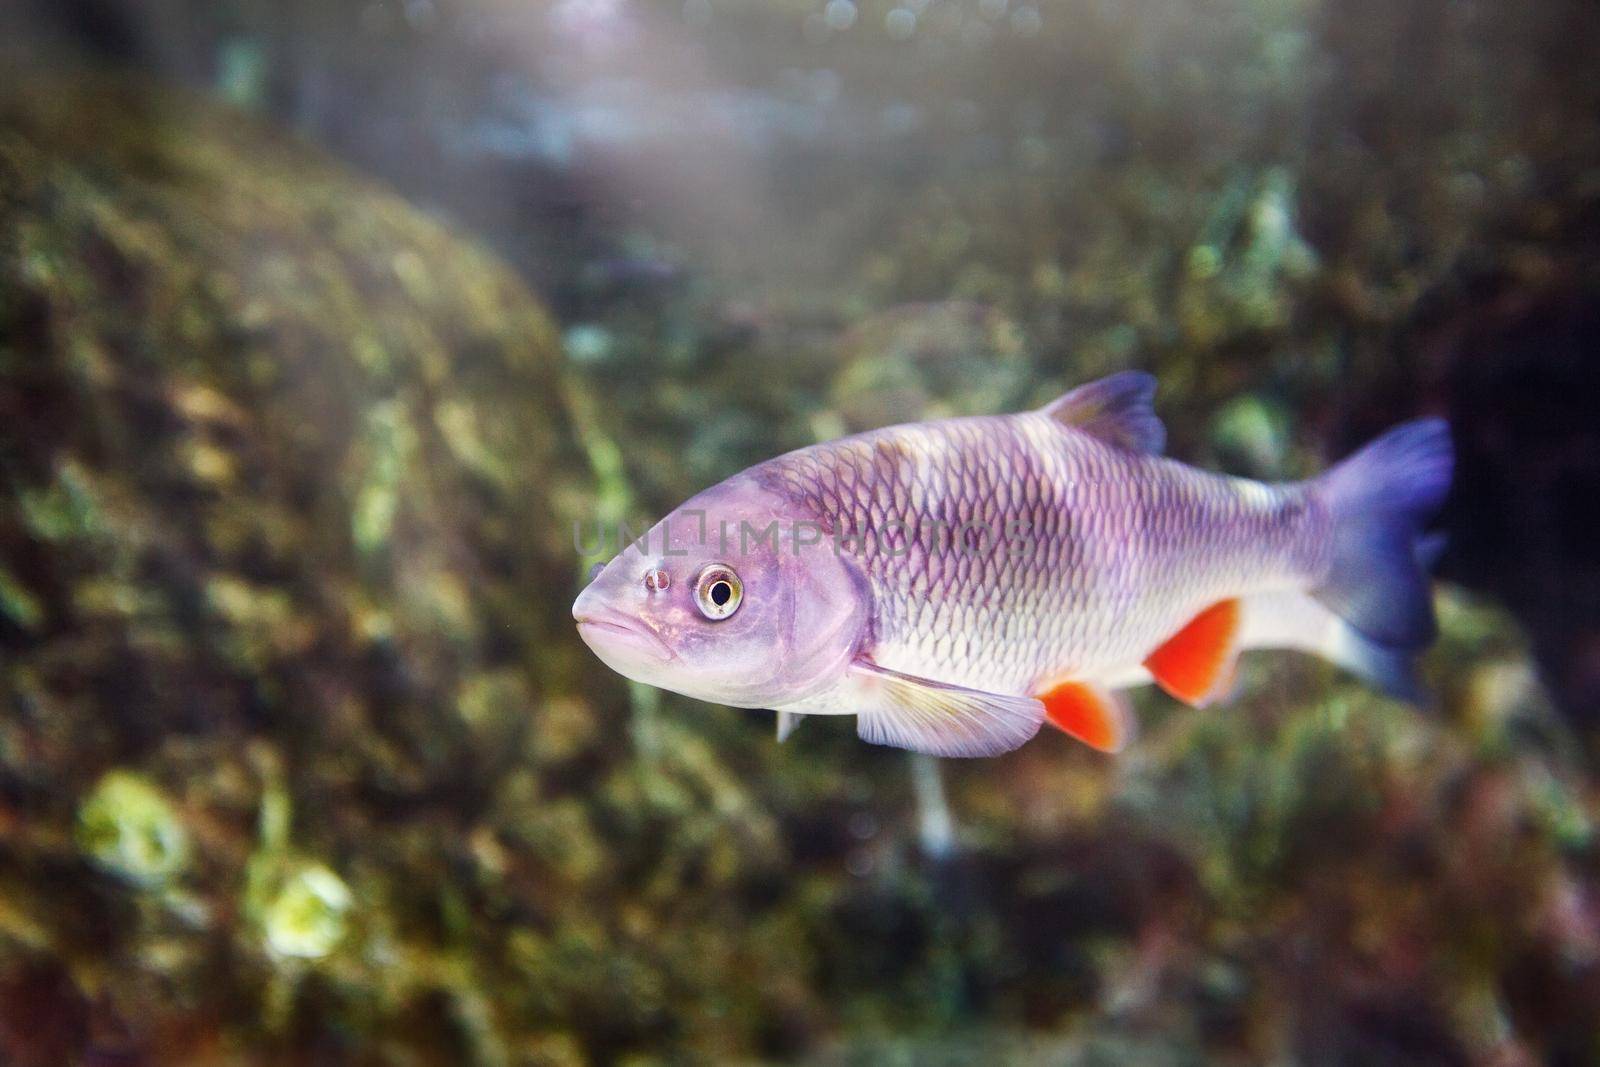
left=1, top=0, right=1598, bottom=1063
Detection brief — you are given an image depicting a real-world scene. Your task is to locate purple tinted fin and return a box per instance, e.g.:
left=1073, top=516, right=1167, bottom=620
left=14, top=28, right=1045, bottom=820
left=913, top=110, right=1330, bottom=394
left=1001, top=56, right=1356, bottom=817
left=1239, top=590, right=1433, bottom=706
left=1313, top=418, right=1454, bottom=649
left=1040, top=371, right=1166, bottom=454
left=1415, top=531, right=1448, bottom=572
left=1338, top=622, right=1430, bottom=706
left=849, top=661, right=1044, bottom=757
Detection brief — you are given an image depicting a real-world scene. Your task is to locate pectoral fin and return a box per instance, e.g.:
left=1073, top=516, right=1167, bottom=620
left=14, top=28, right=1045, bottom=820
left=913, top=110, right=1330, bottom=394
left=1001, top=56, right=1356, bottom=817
left=848, top=661, right=1045, bottom=758
left=1143, top=598, right=1242, bottom=707
left=1037, top=680, right=1135, bottom=752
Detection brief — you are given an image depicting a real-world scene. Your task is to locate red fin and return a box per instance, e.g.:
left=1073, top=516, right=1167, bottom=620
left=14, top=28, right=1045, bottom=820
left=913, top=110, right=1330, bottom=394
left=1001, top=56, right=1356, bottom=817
left=1037, top=681, right=1133, bottom=753
left=1144, top=598, right=1243, bottom=707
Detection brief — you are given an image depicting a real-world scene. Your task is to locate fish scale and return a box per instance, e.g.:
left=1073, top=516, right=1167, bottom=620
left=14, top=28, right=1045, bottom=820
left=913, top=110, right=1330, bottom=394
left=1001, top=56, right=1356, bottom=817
left=754, top=410, right=1326, bottom=695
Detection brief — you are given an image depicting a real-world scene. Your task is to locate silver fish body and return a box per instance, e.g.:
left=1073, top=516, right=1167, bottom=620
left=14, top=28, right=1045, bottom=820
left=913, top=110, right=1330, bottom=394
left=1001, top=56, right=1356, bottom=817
left=574, top=372, right=1452, bottom=757
left=756, top=412, right=1327, bottom=699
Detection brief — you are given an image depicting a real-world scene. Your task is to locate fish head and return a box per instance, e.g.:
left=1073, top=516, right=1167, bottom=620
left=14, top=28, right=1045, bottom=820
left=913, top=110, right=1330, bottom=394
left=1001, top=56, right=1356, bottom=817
left=573, top=475, right=868, bottom=708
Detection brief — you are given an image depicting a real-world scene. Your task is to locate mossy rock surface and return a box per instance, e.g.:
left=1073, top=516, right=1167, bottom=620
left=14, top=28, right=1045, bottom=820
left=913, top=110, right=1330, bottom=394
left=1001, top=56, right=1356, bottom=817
left=0, top=69, right=843, bottom=1067
left=0, top=70, right=609, bottom=1062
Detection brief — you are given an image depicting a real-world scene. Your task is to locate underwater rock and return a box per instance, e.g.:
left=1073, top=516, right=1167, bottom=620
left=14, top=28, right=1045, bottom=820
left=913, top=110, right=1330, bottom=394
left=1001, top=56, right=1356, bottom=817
left=0, top=68, right=597, bottom=1059
left=827, top=300, right=1029, bottom=429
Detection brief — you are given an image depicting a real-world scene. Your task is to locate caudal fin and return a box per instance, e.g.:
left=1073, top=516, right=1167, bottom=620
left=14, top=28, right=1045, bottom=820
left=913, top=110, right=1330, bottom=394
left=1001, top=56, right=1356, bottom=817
left=1313, top=418, right=1453, bottom=653
left=1237, top=589, right=1434, bottom=703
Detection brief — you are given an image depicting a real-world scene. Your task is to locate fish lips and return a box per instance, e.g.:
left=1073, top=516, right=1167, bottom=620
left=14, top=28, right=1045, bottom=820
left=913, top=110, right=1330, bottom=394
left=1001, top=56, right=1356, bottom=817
left=573, top=606, right=676, bottom=672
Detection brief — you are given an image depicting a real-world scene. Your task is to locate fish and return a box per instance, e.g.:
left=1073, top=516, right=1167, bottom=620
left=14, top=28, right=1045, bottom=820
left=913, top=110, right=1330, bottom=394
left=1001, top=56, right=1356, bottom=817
left=572, top=372, right=1453, bottom=757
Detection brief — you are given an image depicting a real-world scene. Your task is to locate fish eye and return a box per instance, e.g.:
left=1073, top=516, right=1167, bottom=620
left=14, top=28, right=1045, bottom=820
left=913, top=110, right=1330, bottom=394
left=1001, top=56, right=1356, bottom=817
left=693, top=564, right=742, bottom=621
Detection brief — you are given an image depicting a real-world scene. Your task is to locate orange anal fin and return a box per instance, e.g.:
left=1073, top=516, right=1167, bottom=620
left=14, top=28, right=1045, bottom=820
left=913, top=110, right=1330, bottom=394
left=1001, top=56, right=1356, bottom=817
left=1144, top=598, right=1243, bottom=707
left=1037, top=681, right=1133, bottom=753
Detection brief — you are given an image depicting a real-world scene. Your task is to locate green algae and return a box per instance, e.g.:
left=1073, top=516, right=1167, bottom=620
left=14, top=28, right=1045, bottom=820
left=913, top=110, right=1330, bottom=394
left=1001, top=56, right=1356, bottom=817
left=76, top=771, right=190, bottom=888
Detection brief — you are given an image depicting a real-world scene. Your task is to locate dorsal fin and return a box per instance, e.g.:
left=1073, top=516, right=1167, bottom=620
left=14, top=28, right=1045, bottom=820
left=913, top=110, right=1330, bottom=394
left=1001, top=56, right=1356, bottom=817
left=1040, top=371, right=1165, bottom=454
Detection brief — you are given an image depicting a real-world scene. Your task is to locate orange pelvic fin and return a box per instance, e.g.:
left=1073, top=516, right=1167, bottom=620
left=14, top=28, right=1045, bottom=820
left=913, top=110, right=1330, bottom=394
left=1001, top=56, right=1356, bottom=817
left=1143, top=598, right=1243, bottom=707
left=1037, top=681, right=1134, bottom=752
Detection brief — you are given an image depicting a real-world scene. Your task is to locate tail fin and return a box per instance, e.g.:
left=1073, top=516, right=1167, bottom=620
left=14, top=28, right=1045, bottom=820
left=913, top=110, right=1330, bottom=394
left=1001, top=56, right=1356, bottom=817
left=1313, top=418, right=1453, bottom=652
left=1239, top=587, right=1435, bottom=704
left=1329, top=618, right=1429, bottom=704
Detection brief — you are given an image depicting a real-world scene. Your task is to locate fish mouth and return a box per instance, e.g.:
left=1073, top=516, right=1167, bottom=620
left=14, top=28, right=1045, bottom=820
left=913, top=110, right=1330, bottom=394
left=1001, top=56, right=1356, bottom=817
left=574, top=610, right=675, bottom=663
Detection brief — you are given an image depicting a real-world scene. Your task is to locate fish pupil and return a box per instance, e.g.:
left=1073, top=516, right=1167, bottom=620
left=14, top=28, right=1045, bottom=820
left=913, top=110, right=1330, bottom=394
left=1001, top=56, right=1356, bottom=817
left=710, top=581, right=731, bottom=606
